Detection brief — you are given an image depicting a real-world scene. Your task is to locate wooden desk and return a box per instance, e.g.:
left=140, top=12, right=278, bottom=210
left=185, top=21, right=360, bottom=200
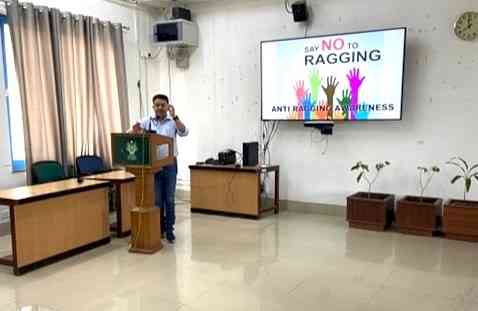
left=0, top=179, right=111, bottom=275
left=85, top=171, right=136, bottom=237
left=189, top=165, right=280, bottom=219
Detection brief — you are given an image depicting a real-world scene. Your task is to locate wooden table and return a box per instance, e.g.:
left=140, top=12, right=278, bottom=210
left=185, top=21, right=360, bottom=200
left=189, top=165, right=280, bottom=219
left=85, top=170, right=136, bottom=237
left=0, top=179, right=111, bottom=275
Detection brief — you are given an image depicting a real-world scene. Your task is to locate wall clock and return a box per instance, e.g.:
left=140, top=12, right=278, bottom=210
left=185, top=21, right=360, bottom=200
left=454, top=11, right=478, bottom=41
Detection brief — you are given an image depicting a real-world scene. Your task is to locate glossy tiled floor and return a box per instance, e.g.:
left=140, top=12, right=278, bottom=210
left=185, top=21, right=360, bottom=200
left=1, top=201, right=478, bottom=311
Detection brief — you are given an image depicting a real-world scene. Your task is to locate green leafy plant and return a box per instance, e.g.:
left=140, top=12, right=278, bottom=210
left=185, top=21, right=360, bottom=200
left=417, top=166, right=440, bottom=200
left=351, top=161, right=390, bottom=197
left=446, top=157, right=478, bottom=200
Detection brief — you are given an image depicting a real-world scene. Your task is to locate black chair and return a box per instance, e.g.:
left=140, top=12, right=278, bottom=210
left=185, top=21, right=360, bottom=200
left=31, top=161, right=66, bottom=185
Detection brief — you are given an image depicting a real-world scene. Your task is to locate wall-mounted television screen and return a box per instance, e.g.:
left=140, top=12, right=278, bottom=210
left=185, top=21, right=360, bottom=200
left=261, top=27, right=406, bottom=121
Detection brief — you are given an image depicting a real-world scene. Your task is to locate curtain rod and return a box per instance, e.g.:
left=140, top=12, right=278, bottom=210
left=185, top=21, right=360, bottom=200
left=0, top=0, right=131, bottom=32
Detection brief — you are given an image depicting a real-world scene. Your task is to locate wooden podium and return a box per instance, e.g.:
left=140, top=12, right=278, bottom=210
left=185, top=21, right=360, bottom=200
left=111, top=133, right=174, bottom=253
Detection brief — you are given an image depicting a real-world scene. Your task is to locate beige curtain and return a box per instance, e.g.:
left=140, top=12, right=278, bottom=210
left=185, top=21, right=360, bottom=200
left=6, top=3, right=63, bottom=182
left=7, top=0, right=129, bottom=182
left=60, top=14, right=127, bottom=167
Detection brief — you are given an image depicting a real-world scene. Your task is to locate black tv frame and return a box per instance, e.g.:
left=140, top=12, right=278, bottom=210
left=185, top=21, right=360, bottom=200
left=260, top=27, right=407, bottom=122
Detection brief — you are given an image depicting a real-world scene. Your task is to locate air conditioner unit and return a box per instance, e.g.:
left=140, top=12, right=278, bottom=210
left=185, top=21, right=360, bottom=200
left=152, top=19, right=198, bottom=47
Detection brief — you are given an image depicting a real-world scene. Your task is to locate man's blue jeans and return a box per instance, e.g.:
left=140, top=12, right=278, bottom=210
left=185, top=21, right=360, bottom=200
left=154, top=160, right=177, bottom=235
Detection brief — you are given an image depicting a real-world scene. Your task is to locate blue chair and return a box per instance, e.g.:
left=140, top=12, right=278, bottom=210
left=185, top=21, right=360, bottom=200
left=76, top=155, right=117, bottom=212
left=76, top=155, right=106, bottom=176
left=31, top=161, right=66, bottom=185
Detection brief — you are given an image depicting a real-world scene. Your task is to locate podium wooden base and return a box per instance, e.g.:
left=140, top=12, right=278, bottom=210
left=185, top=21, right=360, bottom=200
left=129, top=207, right=163, bottom=254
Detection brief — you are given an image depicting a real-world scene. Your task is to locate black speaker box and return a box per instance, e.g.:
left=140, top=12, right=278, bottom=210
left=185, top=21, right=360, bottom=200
left=291, top=1, right=308, bottom=22
left=243, top=142, right=259, bottom=167
left=172, top=7, right=192, bottom=21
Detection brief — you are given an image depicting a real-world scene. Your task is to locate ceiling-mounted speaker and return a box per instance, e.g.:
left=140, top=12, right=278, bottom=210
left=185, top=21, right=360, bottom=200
left=172, top=7, right=192, bottom=21
left=291, top=1, right=308, bottom=22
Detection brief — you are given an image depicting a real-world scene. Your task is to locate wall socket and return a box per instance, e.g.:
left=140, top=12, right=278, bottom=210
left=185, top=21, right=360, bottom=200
left=141, top=51, right=153, bottom=59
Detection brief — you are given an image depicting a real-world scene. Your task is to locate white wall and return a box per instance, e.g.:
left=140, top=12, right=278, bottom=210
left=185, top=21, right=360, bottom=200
left=152, top=0, right=478, bottom=206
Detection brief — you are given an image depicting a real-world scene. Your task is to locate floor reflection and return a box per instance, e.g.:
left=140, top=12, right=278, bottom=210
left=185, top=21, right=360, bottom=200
left=345, top=229, right=395, bottom=263
left=1, top=207, right=478, bottom=311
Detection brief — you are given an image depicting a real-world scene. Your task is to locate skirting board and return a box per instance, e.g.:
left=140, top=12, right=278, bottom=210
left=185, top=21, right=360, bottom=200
left=280, top=200, right=346, bottom=217
left=179, top=190, right=345, bottom=217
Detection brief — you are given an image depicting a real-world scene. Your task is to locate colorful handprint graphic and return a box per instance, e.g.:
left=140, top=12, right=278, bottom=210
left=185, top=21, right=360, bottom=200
left=309, top=69, right=321, bottom=103
left=294, top=80, right=307, bottom=104
left=289, top=67, right=369, bottom=121
left=290, top=80, right=307, bottom=120
left=322, top=76, right=339, bottom=120
left=347, top=68, right=366, bottom=120
left=302, top=92, right=316, bottom=121
left=336, top=89, right=352, bottom=120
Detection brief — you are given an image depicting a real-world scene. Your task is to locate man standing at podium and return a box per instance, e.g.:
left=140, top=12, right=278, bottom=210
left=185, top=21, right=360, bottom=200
left=131, top=94, right=189, bottom=243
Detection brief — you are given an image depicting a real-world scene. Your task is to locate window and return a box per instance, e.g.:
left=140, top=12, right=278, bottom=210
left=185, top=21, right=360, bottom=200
left=0, top=15, right=25, bottom=172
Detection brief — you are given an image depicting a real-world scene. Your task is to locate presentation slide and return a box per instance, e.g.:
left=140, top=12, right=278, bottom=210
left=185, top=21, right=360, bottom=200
left=261, top=28, right=406, bottom=121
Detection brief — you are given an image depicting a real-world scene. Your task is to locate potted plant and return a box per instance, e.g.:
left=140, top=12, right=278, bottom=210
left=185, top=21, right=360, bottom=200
left=396, top=166, right=442, bottom=236
left=443, top=157, right=478, bottom=242
left=347, top=161, right=395, bottom=231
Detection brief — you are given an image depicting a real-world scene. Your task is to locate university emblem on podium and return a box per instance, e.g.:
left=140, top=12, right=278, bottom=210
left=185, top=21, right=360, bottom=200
left=126, top=140, right=138, bottom=161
